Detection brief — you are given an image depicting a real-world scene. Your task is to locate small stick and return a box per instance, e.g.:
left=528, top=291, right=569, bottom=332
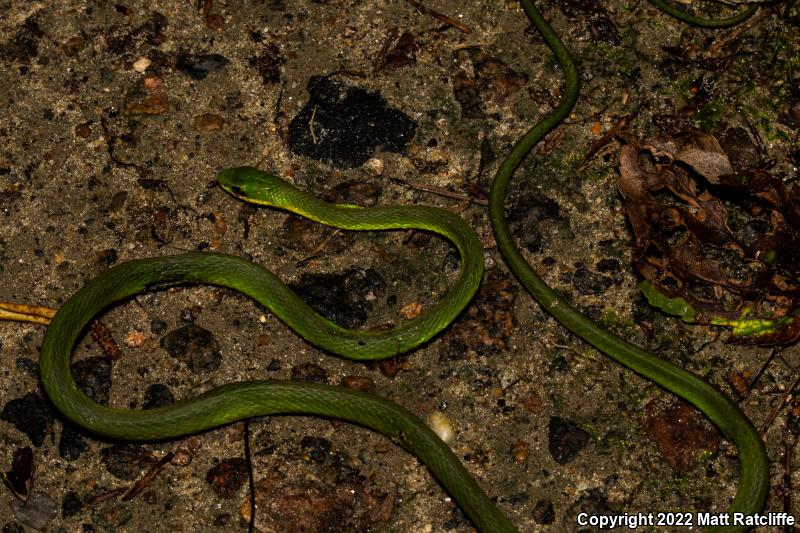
left=309, top=104, right=319, bottom=145
left=122, top=452, right=174, bottom=501
left=406, top=0, right=471, bottom=34
left=90, top=320, right=122, bottom=360
left=759, top=371, right=800, bottom=436
left=84, top=488, right=127, bottom=507
left=748, top=348, right=777, bottom=390
left=297, top=229, right=341, bottom=264
left=244, top=420, right=256, bottom=533
left=783, top=433, right=798, bottom=532
left=583, top=113, right=636, bottom=163
left=703, top=6, right=775, bottom=59
left=393, top=177, right=488, bottom=206
left=0, top=302, right=56, bottom=324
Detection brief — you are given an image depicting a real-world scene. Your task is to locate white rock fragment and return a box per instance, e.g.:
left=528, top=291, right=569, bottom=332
left=428, top=411, right=455, bottom=444
left=133, top=57, right=151, bottom=73
left=363, top=157, right=384, bottom=176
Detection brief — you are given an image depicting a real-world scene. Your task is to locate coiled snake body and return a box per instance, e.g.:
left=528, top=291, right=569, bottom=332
left=38, top=1, right=769, bottom=532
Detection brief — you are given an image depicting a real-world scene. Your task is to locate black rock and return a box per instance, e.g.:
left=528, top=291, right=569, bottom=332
left=160, top=324, right=221, bottom=373
left=176, top=53, right=229, bottom=80
left=58, top=424, right=87, bottom=461
left=288, top=76, right=416, bottom=169
left=143, top=384, right=174, bottom=409
left=548, top=416, right=589, bottom=465
left=71, top=357, right=112, bottom=404
left=1, top=393, right=53, bottom=447
left=292, top=268, right=385, bottom=329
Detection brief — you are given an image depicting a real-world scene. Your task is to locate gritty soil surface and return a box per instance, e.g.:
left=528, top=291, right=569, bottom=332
left=1, top=1, right=799, bottom=532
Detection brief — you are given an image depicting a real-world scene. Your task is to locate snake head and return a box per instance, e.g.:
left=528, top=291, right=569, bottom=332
left=217, top=167, right=291, bottom=207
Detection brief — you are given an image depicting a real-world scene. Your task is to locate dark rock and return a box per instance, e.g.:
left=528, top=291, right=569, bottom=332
left=100, top=444, right=158, bottom=480
left=290, top=363, right=328, bottom=384
left=14, top=358, right=38, bottom=377
left=595, top=258, right=620, bottom=273
left=10, top=492, right=57, bottom=530
left=571, top=266, right=613, bottom=295
left=558, top=0, right=620, bottom=44
left=292, top=268, right=385, bottom=329
left=176, top=53, right=229, bottom=80
left=58, top=424, right=87, bottom=460
left=150, top=318, right=167, bottom=334
left=1, top=393, right=53, bottom=447
left=0, top=19, right=43, bottom=62
left=71, top=357, right=112, bottom=404
left=532, top=499, right=555, bottom=524
left=142, top=384, right=174, bottom=409
left=507, top=186, right=564, bottom=252
left=548, top=416, right=589, bottom=464
left=248, top=43, right=285, bottom=85
left=288, top=76, right=416, bottom=169
left=206, top=458, right=248, bottom=499
left=160, top=324, right=221, bottom=373
left=61, top=491, right=82, bottom=518
left=4, top=447, right=32, bottom=500
left=299, top=436, right=331, bottom=464
left=453, top=50, right=528, bottom=119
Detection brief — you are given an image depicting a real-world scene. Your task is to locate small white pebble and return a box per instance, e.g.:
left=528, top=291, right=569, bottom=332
left=133, top=57, right=151, bottom=73
left=363, top=157, right=384, bottom=176
left=428, top=411, right=455, bottom=444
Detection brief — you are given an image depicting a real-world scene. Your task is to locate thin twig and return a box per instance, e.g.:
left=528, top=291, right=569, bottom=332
left=583, top=113, right=636, bottom=163
left=406, top=0, right=471, bottom=33
left=297, top=229, right=341, bottom=264
left=703, top=6, right=776, bottom=59
left=84, top=488, right=127, bottom=507
left=274, top=80, right=286, bottom=125
left=244, top=420, right=256, bottom=533
left=783, top=433, right=799, bottom=532
left=392, top=177, right=488, bottom=206
left=373, top=27, right=399, bottom=72
left=759, top=370, right=800, bottom=436
left=0, top=302, right=55, bottom=324
left=309, top=104, right=319, bottom=145
left=748, top=348, right=777, bottom=390
left=122, top=452, right=174, bottom=501
left=445, top=199, right=471, bottom=214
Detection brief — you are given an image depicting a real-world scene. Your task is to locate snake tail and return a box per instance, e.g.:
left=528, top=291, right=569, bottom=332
left=649, top=0, right=757, bottom=28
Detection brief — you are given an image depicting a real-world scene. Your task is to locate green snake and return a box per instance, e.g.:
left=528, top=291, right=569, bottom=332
left=37, top=1, right=768, bottom=532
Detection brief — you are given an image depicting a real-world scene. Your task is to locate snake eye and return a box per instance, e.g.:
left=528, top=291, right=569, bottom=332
left=230, top=186, right=245, bottom=196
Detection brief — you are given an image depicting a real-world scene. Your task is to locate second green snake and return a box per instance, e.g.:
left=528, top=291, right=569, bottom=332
left=38, top=1, right=769, bottom=532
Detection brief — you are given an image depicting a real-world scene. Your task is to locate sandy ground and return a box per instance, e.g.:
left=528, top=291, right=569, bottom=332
left=1, top=0, right=798, bottom=532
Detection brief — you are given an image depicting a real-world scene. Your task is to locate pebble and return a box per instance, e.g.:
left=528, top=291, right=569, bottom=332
left=11, top=492, right=57, bottom=530
left=0, top=393, right=53, bottom=447
left=428, top=411, right=455, bottom=444
left=132, top=57, right=151, bottom=72
left=548, top=416, right=589, bottom=464
left=206, top=458, right=248, bottom=499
